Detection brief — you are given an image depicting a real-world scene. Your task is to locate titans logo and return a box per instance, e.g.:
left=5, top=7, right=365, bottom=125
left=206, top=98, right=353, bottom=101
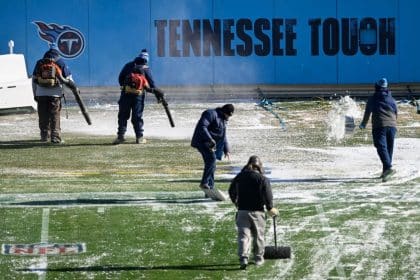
left=33, top=21, right=85, bottom=59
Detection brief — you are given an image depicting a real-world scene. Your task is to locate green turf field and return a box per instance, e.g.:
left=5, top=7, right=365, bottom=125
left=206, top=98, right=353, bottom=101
left=1, top=100, right=419, bottom=279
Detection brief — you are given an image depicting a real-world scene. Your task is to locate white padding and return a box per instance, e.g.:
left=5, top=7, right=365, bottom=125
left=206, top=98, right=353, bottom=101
left=0, top=54, right=29, bottom=83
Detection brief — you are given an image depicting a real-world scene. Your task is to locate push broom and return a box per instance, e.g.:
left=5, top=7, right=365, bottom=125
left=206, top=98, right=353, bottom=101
left=264, top=216, right=291, bottom=259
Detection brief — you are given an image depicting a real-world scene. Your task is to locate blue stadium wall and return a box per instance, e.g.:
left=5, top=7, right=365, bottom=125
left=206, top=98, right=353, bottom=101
left=0, top=0, right=419, bottom=87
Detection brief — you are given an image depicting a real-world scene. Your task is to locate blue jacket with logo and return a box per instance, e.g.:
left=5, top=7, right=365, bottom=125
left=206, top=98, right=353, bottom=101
left=191, top=108, right=230, bottom=154
left=361, top=85, right=398, bottom=129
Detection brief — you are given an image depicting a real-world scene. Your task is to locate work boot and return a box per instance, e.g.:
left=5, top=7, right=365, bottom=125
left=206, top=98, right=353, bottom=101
left=113, top=137, right=125, bottom=145
left=40, top=131, right=49, bottom=142
left=239, top=257, right=248, bottom=270
left=199, top=184, right=210, bottom=190
left=382, top=168, right=396, bottom=182
left=136, top=137, right=147, bottom=144
left=199, top=184, right=212, bottom=199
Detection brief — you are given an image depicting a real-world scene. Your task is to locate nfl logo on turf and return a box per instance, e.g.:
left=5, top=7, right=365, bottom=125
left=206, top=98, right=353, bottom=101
left=1, top=243, right=86, bottom=256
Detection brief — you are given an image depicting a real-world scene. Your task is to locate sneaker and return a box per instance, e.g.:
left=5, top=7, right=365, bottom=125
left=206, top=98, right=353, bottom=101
left=240, top=257, right=248, bottom=270
left=136, top=137, right=147, bottom=144
left=113, top=137, right=125, bottom=145
left=382, top=168, right=396, bottom=182
left=255, top=257, right=264, bottom=266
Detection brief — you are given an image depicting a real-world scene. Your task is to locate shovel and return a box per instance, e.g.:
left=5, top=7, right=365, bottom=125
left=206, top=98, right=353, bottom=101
left=264, top=216, right=291, bottom=259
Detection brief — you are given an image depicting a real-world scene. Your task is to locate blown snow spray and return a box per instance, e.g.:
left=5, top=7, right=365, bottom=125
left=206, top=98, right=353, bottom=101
left=326, top=95, right=362, bottom=142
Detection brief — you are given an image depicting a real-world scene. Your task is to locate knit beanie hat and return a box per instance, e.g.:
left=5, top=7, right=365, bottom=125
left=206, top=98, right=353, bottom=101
left=221, top=104, right=234, bottom=116
left=138, top=49, right=149, bottom=63
left=376, top=78, right=388, bottom=88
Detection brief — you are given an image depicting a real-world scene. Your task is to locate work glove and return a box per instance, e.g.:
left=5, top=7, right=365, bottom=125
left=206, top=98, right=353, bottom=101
left=359, top=123, right=365, bottom=129
left=268, top=207, right=279, bottom=217
left=207, top=139, right=216, bottom=150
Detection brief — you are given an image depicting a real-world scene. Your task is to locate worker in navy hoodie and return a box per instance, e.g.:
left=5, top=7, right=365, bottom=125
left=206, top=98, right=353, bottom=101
left=191, top=104, right=234, bottom=200
left=113, top=49, right=163, bottom=144
left=359, top=78, right=398, bottom=182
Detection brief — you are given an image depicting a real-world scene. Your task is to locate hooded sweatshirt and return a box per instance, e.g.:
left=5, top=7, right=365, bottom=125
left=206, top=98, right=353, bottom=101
left=361, top=85, right=398, bottom=129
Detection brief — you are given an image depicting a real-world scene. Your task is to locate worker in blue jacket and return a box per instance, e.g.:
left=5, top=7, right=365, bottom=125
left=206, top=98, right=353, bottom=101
left=191, top=104, right=234, bottom=200
left=113, top=49, right=163, bottom=144
left=359, top=78, right=398, bottom=182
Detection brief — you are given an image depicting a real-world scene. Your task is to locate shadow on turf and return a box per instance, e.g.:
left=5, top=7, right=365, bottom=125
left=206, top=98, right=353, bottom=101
left=172, top=176, right=376, bottom=184
left=0, top=139, right=113, bottom=149
left=17, top=263, right=241, bottom=272
left=9, top=196, right=218, bottom=206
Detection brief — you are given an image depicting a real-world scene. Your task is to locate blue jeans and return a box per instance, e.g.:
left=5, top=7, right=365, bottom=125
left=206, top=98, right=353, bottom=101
left=117, top=93, right=145, bottom=138
left=372, top=126, right=397, bottom=172
left=197, top=145, right=216, bottom=189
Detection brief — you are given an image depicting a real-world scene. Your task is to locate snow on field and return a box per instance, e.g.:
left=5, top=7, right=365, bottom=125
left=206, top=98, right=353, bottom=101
left=1, top=100, right=419, bottom=205
left=1, top=98, right=419, bottom=279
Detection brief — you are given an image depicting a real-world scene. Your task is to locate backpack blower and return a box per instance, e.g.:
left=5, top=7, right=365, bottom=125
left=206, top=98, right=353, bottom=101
left=57, top=74, right=92, bottom=125
left=148, top=88, right=175, bottom=127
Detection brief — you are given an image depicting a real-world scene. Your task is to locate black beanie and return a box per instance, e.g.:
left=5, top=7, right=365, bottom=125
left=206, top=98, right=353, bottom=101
left=221, top=104, right=234, bottom=116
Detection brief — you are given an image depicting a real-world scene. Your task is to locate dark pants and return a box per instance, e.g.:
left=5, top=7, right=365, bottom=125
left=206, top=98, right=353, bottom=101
left=197, top=145, right=216, bottom=189
left=117, top=92, right=145, bottom=138
left=372, top=126, right=397, bottom=172
left=37, top=96, right=61, bottom=141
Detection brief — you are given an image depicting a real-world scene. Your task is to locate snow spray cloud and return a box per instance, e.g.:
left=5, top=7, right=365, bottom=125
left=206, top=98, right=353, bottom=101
left=326, top=96, right=362, bottom=142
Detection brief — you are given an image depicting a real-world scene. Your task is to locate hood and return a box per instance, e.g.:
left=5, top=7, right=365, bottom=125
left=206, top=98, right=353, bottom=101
left=43, top=49, right=60, bottom=60
left=374, top=85, right=390, bottom=98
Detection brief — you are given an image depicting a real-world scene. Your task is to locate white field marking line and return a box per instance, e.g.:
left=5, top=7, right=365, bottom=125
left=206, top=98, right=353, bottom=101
left=38, top=208, right=49, bottom=280
left=349, top=220, right=388, bottom=279
left=315, top=204, right=346, bottom=279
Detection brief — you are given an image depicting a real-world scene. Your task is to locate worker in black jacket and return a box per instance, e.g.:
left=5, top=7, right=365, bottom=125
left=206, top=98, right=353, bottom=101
left=228, top=155, right=279, bottom=270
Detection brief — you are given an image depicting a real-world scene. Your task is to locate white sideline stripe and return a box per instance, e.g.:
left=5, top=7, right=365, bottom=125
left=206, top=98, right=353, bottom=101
left=41, top=208, right=49, bottom=243
left=315, top=204, right=346, bottom=279
left=38, top=208, right=49, bottom=280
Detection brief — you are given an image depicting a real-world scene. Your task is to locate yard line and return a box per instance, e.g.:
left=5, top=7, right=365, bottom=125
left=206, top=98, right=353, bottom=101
left=315, top=204, right=346, bottom=279
left=40, top=208, right=49, bottom=243
left=38, top=208, right=50, bottom=280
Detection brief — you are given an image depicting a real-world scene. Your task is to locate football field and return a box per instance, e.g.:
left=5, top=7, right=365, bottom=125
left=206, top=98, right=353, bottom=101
left=1, top=98, right=419, bottom=279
